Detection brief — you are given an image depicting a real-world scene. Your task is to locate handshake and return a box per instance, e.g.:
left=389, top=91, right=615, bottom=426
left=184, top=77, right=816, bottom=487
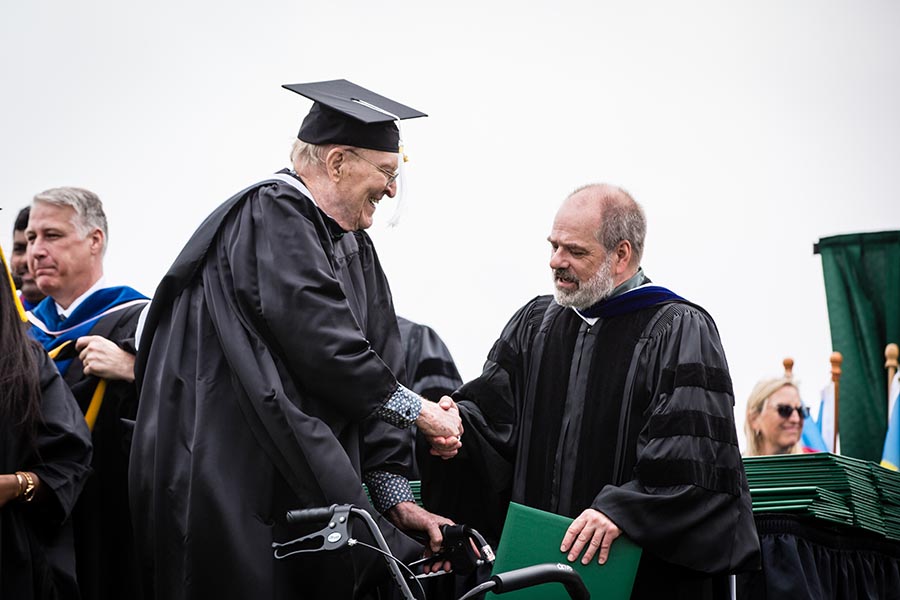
left=415, top=397, right=464, bottom=459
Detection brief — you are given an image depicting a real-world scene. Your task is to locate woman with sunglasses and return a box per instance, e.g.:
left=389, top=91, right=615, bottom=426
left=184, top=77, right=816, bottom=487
left=0, top=244, right=93, bottom=599
left=744, top=377, right=810, bottom=456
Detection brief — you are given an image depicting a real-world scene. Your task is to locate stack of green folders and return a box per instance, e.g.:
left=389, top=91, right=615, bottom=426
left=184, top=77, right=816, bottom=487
left=743, top=453, right=900, bottom=540
left=409, top=480, right=422, bottom=506
left=869, top=464, right=900, bottom=540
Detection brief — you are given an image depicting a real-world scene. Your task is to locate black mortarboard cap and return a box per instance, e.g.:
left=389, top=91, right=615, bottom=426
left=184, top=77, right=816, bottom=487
left=283, top=79, right=427, bottom=153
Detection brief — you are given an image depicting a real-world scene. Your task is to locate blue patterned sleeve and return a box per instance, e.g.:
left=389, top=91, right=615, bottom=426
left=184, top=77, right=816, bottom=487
left=375, top=384, right=422, bottom=429
left=365, top=470, right=416, bottom=512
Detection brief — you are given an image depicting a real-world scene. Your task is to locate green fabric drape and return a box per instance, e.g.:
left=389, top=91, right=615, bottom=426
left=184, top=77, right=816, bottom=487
left=818, top=230, right=900, bottom=461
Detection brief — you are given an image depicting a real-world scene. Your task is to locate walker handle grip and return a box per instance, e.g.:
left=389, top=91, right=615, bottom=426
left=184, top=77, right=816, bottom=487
left=491, top=563, right=589, bottom=600
left=285, top=504, right=337, bottom=525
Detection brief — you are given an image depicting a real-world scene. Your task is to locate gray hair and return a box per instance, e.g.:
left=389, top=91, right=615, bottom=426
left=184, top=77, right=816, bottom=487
left=570, top=184, right=646, bottom=265
left=33, top=187, right=108, bottom=254
left=290, top=138, right=332, bottom=170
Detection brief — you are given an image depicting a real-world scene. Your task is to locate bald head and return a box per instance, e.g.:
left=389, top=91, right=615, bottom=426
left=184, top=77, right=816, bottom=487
left=549, top=183, right=647, bottom=309
left=564, top=184, right=646, bottom=268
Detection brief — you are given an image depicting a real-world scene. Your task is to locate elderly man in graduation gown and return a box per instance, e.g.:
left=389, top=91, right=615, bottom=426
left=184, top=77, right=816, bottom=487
left=130, top=80, right=463, bottom=600
left=421, top=184, right=760, bottom=600
left=24, top=187, right=149, bottom=600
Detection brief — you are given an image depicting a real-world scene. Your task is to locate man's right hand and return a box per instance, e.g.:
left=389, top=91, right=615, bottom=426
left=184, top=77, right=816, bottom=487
left=417, top=397, right=463, bottom=458
left=76, top=335, right=136, bottom=382
left=560, top=508, right=622, bottom=565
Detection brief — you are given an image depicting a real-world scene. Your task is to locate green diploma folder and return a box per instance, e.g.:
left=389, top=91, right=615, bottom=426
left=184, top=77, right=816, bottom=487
left=491, top=503, right=642, bottom=599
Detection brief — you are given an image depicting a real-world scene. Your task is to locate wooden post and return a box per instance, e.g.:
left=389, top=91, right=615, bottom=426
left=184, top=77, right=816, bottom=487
left=831, top=352, right=843, bottom=454
left=886, top=343, right=899, bottom=418
left=783, top=357, right=794, bottom=378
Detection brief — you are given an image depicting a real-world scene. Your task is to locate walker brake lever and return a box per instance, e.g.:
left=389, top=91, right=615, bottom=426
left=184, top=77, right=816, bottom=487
left=272, top=504, right=353, bottom=559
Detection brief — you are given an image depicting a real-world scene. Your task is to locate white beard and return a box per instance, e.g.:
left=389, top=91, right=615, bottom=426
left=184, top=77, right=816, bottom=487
left=553, top=256, right=616, bottom=310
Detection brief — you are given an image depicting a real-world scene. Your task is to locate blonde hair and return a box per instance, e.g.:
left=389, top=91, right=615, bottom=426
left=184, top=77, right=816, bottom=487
left=744, top=376, right=804, bottom=456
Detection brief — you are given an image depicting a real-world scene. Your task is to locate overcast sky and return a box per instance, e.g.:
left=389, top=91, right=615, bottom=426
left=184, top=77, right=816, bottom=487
left=3, top=1, right=898, bottom=449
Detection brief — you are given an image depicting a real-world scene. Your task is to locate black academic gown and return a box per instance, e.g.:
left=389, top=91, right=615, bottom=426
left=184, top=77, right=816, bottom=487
left=397, top=316, right=463, bottom=403
left=54, top=302, right=145, bottom=600
left=130, top=172, right=421, bottom=600
left=397, top=316, right=463, bottom=481
left=0, top=346, right=93, bottom=600
left=420, top=294, right=760, bottom=600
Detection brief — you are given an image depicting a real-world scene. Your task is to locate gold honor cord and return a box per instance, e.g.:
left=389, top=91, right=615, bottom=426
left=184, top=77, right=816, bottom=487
left=0, top=243, right=27, bottom=322
left=48, top=339, right=73, bottom=359
left=47, top=339, right=106, bottom=431
left=84, top=379, right=107, bottom=432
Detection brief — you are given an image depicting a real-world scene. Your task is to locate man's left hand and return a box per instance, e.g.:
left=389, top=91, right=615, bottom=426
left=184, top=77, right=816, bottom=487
left=560, top=508, right=621, bottom=565
left=387, top=501, right=454, bottom=573
left=76, top=335, right=136, bottom=382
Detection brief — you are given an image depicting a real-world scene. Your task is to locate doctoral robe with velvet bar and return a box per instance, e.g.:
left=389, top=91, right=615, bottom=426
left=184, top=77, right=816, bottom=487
left=420, top=293, right=760, bottom=600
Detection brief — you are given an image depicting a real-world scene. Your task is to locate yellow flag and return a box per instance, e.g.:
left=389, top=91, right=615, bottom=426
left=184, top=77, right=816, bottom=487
left=0, top=242, right=28, bottom=322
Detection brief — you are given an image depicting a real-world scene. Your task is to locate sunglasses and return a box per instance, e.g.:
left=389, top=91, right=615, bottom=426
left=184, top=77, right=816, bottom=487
left=774, top=404, right=810, bottom=419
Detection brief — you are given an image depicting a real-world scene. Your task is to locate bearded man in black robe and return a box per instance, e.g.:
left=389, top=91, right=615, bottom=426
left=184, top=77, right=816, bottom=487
left=421, top=184, right=760, bottom=600
left=129, top=80, right=463, bottom=600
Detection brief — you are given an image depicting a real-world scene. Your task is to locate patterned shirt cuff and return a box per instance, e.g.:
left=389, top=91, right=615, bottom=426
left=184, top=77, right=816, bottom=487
left=365, top=471, right=416, bottom=513
left=376, top=384, right=422, bottom=429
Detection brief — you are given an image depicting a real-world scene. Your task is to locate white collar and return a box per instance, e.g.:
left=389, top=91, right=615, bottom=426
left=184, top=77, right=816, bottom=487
left=571, top=278, right=655, bottom=326
left=574, top=312, right=600, bottom=326
left=57, top=276, right=106, bottom=318
left=276, top=171, right=318, bottom=206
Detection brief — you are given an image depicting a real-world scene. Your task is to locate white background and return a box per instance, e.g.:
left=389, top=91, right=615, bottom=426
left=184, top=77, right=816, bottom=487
left=3, top=1, right=898, bottom=449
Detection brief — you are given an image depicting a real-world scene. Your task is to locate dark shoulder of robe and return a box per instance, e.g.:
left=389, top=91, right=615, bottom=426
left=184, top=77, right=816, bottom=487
left=420, top=295, right=760, bottom=599
left=130, top=175, right=420, bottom=600
left=397, top=316, right=463, bottom=402
left=398, top=316, right=464, bottom=483
left=1, top=344, right=92, bottom=600
left=418, top=297, right=547, bottom=542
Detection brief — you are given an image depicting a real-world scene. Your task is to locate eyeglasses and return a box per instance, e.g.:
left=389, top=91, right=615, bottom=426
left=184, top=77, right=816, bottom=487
left=774, top=404, right=809, bottom=419
left=346, top=149, right=399, bottom=187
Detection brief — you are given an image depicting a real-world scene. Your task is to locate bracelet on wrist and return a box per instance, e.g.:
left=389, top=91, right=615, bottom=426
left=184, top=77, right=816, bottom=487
left=15, top=471, right=36, bottom=502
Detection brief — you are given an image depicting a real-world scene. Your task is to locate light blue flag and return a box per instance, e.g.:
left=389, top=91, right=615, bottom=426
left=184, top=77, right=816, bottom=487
left=801, top=409, right=829, bottom=453
left=817, top=381, right=836, bottom=452
left=881, top=374, right=900, bottom=471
